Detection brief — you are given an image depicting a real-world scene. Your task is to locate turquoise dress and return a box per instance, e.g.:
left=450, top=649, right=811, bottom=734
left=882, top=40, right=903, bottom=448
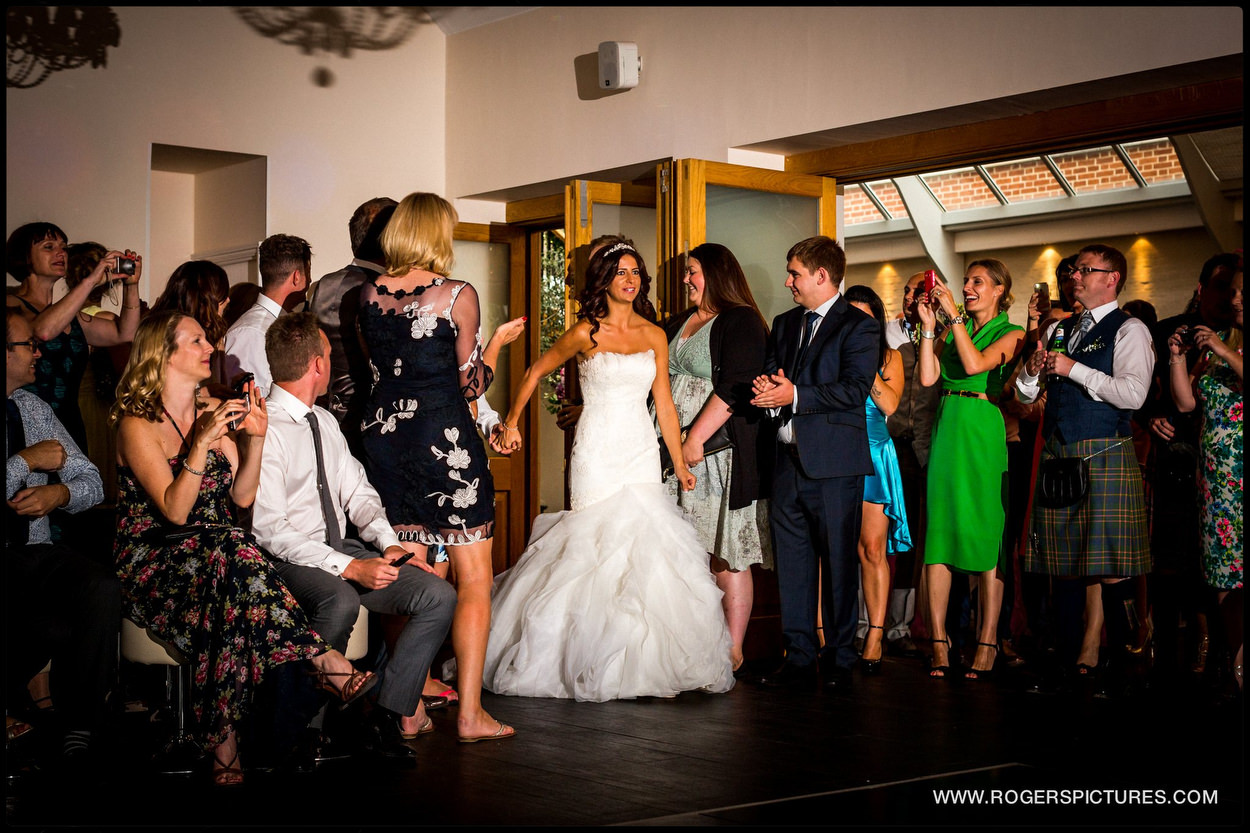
left=864, top=383, right=911, bottom=555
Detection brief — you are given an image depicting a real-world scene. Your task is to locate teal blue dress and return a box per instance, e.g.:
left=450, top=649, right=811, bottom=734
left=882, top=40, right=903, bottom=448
left=864, top=381, right=911, bottom=555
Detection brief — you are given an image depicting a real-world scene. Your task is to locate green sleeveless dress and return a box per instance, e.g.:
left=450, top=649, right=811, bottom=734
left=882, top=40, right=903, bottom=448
left=924, top=312, right=1022, bottom=573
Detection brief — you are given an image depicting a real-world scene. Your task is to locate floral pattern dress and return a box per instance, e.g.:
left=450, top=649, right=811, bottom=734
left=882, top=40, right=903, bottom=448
left=1196, top=341, right=1243, bottom=590
left=114, top=448, right=327, bottom=745
left=358, top=276, right=495, bottom=544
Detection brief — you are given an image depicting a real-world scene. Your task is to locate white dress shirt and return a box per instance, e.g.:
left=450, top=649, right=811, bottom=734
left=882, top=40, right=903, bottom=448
left=222, top=293, right=283, bottom=396
left=885, top=317, right=912, bottom=350
left=253, top=384, right=402, bottom=576
left=777, top=293, right=840, bottom=444
left=1015, top=299, right=1155, bottom=409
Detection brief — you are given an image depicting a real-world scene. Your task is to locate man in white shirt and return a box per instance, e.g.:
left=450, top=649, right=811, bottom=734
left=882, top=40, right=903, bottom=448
left=222, top=234, right=314, bottom=396
left=253, top=311, right=456, bottom=755
left=1015, top=243, right=1153, bottom=694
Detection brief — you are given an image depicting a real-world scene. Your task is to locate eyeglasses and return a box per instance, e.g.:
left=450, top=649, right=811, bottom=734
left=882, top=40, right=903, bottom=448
left=1060, top=265, right=1117, bottom=279
left=6, top=339, right=42, bottom=350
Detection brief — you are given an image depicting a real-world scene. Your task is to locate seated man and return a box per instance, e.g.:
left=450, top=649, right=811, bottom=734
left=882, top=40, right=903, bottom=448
left=5, top=309, right=119, bottom=766
left=252, top=311, right=456, bottom=758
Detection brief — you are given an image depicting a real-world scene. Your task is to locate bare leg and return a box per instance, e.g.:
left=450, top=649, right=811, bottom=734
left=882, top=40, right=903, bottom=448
left=858, top=502, right=891, bottom=663
left=447, top=538, right=514, bottom=741
left=1217, top=589, right=1243, bottom=691
left=967, top=568, right=1005, bottom=675
left=712, top=557, right=753, bottom=671
left=926, top=563, right=953, bottom=676
left=1078, top=581, right=1104, bottom=670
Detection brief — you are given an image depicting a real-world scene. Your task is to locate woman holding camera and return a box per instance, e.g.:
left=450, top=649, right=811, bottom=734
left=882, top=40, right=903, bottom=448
left=112, top=311, right=377, bottom=785
left=6, top=221, right=142, bottom=451
left=917, top=260, right=1024, bottom=680
left=1169, top=265, right=1243, bottom=691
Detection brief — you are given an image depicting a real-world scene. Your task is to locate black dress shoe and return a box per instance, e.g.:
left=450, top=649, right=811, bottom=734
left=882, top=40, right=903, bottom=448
left=363, top=709, right=417, bottom=762
left=756, top=662, right=818, bottom=690
left=823, top=666, right=853, bottom=691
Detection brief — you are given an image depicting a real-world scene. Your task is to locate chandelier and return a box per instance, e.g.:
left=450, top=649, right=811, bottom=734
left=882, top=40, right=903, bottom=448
left=6, top=6, right=122, bottom=89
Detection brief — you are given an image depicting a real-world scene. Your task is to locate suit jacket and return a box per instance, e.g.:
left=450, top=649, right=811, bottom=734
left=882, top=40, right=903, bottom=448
left=764, top=294, right=879, bottom=480
left=308, top=261, right=382, bottom=425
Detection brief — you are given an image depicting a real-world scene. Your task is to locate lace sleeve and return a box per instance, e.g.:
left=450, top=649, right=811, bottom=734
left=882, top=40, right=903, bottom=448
left=449, top=281, right=493, bottom=400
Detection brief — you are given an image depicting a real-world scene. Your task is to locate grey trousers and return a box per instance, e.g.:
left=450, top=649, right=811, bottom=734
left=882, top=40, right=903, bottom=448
left=274, top=544, right=456, bottom=717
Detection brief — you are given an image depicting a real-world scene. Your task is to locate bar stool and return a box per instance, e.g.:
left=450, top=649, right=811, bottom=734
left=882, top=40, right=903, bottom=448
left=120, top=618, right=202, bottom=775
left=310, top=605, right=370, bottom=765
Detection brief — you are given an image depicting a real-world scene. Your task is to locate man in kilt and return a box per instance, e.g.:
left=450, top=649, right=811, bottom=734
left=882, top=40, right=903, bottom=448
left=1015, top=243, right=1154, bottom=692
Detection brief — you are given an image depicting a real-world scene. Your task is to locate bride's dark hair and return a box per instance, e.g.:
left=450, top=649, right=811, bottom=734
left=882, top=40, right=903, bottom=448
left=577, top=242, right=656, bottom=347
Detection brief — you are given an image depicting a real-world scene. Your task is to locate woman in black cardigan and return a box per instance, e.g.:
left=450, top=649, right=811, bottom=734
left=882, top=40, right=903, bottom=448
left=660, top=243, right=774, bottom=672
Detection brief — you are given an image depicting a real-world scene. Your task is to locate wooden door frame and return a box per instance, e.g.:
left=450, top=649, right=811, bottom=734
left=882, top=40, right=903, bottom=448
left=657, top=159, right=838, bottom=315
left=454, top=221, right=529, bottom=572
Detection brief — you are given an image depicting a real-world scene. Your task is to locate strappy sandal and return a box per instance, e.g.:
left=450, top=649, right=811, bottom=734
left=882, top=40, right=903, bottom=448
left=212, top=747, right=244, bottom=787
left=928, top=637, right=952, bottom=679
left=422, top=683, right=459, bottom=709
left=312, top=668, right=378, bottom=710
left=860, top=624, right=885, bottom=675
left=965, top=642, right=999, bottom=681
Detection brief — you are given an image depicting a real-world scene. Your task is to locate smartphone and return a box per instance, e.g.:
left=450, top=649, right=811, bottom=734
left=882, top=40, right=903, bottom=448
left=391, top=551, right=415, bottom=567
left=1034, top=282, right=1050, bottom=301
left=227, top=372, right=254, bottom=431
left=924, top=269, right=937, bottom=295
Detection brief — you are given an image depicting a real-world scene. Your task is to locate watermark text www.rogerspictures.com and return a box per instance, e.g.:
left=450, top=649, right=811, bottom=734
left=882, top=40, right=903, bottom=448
left=932, top=788, right=1219, bottom=806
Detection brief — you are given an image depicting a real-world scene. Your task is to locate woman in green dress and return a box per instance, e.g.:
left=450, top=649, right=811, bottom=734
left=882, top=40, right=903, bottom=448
left=916, top=260, right=1025, bottom=679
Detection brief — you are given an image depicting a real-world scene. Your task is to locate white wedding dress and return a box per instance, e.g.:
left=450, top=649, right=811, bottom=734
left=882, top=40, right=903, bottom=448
left=483, top=349, right=735, bottom=702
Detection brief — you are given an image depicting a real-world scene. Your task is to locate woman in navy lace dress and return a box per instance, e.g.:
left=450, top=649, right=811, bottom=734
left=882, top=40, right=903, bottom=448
left=359, top=192, right=516, bottom=742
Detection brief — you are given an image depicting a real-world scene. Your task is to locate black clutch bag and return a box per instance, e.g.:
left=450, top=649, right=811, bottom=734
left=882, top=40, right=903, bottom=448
left=660, top=423, right=733, bottom=480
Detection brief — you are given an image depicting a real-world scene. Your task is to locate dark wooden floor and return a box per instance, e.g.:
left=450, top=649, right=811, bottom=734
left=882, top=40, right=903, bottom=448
left=7, top=649, right=1242, bottom=829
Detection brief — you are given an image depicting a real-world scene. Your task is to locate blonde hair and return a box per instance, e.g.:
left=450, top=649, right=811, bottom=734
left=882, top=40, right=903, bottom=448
left=382, top=192, right=457, bottom=277
left=109, top=310, right=186, bottom=427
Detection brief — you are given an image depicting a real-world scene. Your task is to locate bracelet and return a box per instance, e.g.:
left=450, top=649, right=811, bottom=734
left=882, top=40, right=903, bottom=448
left=182, top=461, right=206, bottom=476
left=499, top=423, right=517, bottom=432
left=1170, top=357, right=1187, bottom=366
left=949, top=314, right=967, bottom=327
left=920, top=330, right=935, bottom=340
left=123, top=304, right=140, bottom=310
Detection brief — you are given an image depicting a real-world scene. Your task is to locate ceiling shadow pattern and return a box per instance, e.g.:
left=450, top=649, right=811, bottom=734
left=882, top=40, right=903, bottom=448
left=6, top=6, right=121, bottom=89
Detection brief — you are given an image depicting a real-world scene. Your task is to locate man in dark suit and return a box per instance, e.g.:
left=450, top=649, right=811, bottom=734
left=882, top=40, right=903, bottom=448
left=307, top=196, right=397, bottom=457
left=751, top=236, right=879, bottom=691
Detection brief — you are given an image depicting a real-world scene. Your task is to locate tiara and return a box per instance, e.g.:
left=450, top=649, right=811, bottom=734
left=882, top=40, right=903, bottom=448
left=604, top=242, right=636, bottom=256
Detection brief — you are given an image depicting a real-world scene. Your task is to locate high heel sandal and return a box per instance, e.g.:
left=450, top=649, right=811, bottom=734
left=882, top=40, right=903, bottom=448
left=860, top=625, right=884, bottom=675
left=965, top=642, right=999, bottom=681
left=212, top=746, right=244, bottom=787
left=1191, top=635, right=1210, bottom=674
left=311, top=668, right=378, bottom=710
left=928, top=637, right=952, bottom=679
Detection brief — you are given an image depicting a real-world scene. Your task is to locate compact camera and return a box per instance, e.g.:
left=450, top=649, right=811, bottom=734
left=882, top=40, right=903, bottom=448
left=114, top=256, right=137, bottom=276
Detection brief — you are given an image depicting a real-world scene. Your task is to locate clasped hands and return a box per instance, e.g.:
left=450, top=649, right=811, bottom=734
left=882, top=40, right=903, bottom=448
left=491, top=424, right=522, bottom=455
left=750, top=369, right=794, bottom=409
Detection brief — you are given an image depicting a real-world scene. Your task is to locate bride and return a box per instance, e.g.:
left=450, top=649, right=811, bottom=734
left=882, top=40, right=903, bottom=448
left=486, top=242, right=735, bottom=701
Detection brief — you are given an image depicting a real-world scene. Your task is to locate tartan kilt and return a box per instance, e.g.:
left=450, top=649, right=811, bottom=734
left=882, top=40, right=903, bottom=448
left=1025, top=435, right=1151, bottom=577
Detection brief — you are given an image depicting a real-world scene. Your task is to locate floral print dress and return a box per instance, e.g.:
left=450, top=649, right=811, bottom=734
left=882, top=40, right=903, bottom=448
left=1196, top=341, right=1243, bottom=590
left=358, top=276, right=495, bottom=545
left=115, top=448, right=327, bottom=745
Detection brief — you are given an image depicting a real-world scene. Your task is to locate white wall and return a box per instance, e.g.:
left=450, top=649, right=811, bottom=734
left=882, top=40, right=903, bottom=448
left=6, top=6, right=447, bottom=297
left=445, top=6, right=1242, bottom=198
